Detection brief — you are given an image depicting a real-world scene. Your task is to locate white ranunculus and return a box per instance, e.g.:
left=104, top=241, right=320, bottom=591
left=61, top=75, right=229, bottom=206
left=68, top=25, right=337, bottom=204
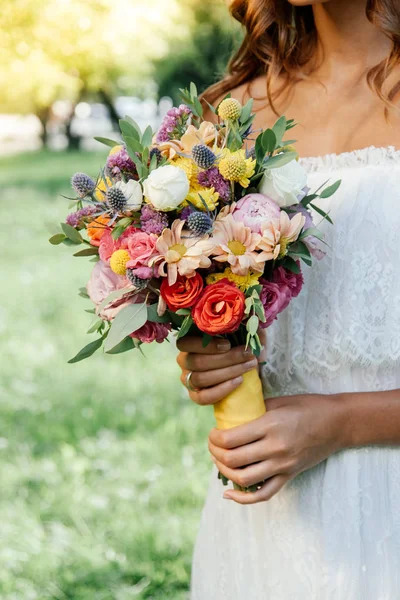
left=143, top=165, right=189, bottom=211
left=259, top=159, right=308, bottom=208
left=115, top=179, right=143, bottom=210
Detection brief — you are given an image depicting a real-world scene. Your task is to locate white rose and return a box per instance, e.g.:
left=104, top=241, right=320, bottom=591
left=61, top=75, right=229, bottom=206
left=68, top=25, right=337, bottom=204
left=115, top=179, right=143, bottom=211
left=259, top=159, right=308, bottom=208
left=143, top=165, right=189, bottom=211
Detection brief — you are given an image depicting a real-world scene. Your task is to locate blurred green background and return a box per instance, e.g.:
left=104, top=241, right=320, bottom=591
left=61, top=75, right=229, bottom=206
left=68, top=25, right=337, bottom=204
left=0, top=1, right=240, bottom=598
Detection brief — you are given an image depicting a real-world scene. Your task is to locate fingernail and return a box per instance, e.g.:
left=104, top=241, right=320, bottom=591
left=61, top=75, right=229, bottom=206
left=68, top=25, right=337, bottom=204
left=217, top=341, right=231, bottom=351
left=232, top=375, right=244, bottom=386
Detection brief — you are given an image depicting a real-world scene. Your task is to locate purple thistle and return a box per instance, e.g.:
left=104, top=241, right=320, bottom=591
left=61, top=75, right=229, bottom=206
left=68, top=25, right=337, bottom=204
left=106, top=146, right=138, bottom=179
left=140, top=205, right=169, bottom=235
left=156, top=104, right=192, bottom=143
left=198, top=167, right=230, bottom=202
left=65, top=205, right=99, bottom=228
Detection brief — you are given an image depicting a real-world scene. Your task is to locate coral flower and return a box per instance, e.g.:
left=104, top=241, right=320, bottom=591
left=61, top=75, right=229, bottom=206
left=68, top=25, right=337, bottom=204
left=180, top=121, right=217, bottom=153
left=86, top=215, right=111, bottom=246
left=257, top=211, right=306, bottom=261
left=150, top=219, right=215, bottom=285
left=212, top=214, right=262, bottom=276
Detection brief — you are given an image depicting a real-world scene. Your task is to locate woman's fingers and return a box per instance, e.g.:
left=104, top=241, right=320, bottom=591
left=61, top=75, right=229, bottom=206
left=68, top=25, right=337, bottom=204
left=188, top=358, right=258, bottom=389
left=208, top=437, right=266, bottom=469
left=182, top=376, right=245, bottom=406
left=212, top=456, right=285, bottom=489
left=177, top=336, right=231, bottom=354
left=223, top=474, right=292, bottom=505
left=177, top=345, right=254, bottom=372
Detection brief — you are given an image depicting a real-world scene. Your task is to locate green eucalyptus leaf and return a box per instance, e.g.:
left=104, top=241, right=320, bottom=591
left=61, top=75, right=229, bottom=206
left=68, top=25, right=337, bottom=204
left=309, top=203, right=334, bottom=224
left=147, top=304, right=170, bottom=324
left=175, top=308, right=191, bottom=316
left=177, top=315, right=193, bottom=339
left=141, top=125, right=153, bottom=148
left=68, top=336, right=104, bottom=364
left=261, top=129, right=277, bottom=154
left=79, top=287, right=89, bottom=298
left=320, top=179, right=341, bottom=198
left=73, top=247, right=99, bottom=257
left=49, top=233, right=66, bottom=245
left=240, top=98, right=254, bottom=125
left=61, top=223, right=83, bottom=244
left=272, top=116, right=287, bottom=147
left=96, top=286, right=135, bottom=314
left=105, top=336, right=135, bottom=354
left=87, top=318, right=104, bottom=334
left=246, top=314, right=259, bottom=336
left=255, top=134, right=265, bottom=165
left=123, top=135, right=143, bottom=155
left=202, top=334, right=213, bottom=348
left=263, top=151, right=297, bottom=169
left=122, top=116, right=141, bottom=138
left=104, top=303, right=147, bottom=352
left=94, top=136, right=121, bottom=148
left=189, top=81, right=198, bottom=98
left=282, top=256, right=301, bottom=274
left=62, top=238, right=78, bottom=247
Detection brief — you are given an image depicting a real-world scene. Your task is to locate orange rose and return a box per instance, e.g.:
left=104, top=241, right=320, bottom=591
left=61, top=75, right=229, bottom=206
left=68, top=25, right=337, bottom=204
left=87, top=215, right=110, bottom=246
left=160, top=273, right=204, bottom=312
left=192, top=279, right=245, bottom=335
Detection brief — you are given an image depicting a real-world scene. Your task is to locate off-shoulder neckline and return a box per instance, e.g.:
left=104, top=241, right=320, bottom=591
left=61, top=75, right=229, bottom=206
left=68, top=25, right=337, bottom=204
left=299, top=145, right=400, bottom=172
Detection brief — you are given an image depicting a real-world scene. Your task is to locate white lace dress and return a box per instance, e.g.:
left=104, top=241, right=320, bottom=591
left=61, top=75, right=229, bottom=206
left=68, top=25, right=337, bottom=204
left=191, top=147, right=400, bottom=600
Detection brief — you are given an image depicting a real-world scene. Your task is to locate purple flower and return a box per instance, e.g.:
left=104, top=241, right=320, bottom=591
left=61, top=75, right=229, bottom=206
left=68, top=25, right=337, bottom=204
left=272, top=263, right=303, bottom=298
left=66, top=204, right=99, bottom=227
left=140, top=204, right=169, bottom=235
left=156, top=104, right=192, bottom=143
left=259, top=279, right=292, bottom=328
left=106, top=146, right=138, bottom=179
left=130, top=321, right=171, bottom=344
left=180, top=206, right=192, bottom=221
left=290, top=203, right=326, bottom=260
left=197, top=167, right=230, bottom=202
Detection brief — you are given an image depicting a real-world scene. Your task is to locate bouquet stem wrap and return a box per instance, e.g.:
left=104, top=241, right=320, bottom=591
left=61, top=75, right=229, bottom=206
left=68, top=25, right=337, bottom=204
left=213, top=368, right=266, bottom=492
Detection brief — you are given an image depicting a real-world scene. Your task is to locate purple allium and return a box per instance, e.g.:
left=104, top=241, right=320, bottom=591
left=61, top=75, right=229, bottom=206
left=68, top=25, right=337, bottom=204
left=65, top=205, right=99, bottom=228
left=197, top=167, right=230, bottom=202
left=140, top=204, right=169, bottom=235
left=106, top=146, right=138, bottom=179
left=156, top=104, right=192, bottom=143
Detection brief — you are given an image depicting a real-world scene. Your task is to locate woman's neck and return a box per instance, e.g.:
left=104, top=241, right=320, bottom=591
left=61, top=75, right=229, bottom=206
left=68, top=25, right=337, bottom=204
left=312, top=0, right=392, bottom=79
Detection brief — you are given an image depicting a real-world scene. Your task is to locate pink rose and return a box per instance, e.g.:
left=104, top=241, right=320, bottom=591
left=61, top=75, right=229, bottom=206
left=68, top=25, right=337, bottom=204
left=259, top=279, right=292, bottom=328
left=99, top=230, right=115, bottom=263
left=87, top=260, right=132, bottom=320
left=232, top=193, right=280, bottom=234
left=121, top=229, right=158, bottom=269
left=272, top=263, right=304, bottom=298
left=130, top=320, right=171, bottom=344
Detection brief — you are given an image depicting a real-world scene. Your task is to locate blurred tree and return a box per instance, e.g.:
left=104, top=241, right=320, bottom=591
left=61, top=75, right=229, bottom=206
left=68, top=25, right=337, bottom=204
left=0, top=0, right=188, bottom=147
left=153, top=0, right=242, bottom=104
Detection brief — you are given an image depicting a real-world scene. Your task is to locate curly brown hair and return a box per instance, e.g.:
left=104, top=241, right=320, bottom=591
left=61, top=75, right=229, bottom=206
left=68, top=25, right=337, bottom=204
left=203, top=0, right=400, bottom=112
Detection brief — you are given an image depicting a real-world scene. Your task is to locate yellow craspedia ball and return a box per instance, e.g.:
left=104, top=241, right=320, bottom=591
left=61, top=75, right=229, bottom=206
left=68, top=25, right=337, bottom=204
left=110, top=249, right=130, bottom=276
left=218, top=153, right=247, bottom=182
left=218, top=98, right=242, bottom=121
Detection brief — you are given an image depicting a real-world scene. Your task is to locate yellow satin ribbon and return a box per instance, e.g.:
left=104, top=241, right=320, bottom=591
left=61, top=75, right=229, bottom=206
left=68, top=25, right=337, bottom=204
left=213, top=368, right=266, bottom=430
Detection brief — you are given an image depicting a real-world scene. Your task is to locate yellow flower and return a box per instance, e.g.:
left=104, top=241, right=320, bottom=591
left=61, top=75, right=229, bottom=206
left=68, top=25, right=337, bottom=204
left=218, top=98, right=242, bottom=121
left=218, top=149, right=255, bottom=188
left=109, top=144, right=124, bottom=157
left=110, top=249, right=130, bottom=276
left=94, top=176, right=112, bottom=202
left=185, top=185, right=219, bottom=211
left=172, top=156, right=198, bottom=187
left=206, top=267, right=261, bottom=291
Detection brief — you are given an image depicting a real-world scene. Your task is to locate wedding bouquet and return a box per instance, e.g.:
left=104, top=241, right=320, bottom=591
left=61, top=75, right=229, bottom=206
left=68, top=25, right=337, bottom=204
left=49, top=83, right=340, bottom=489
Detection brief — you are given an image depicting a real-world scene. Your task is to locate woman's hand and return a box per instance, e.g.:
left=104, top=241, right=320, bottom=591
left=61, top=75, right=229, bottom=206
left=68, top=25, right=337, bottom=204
left=209, top=393, right=349, bottom=505
left=176, top=334, right=264, bottom=406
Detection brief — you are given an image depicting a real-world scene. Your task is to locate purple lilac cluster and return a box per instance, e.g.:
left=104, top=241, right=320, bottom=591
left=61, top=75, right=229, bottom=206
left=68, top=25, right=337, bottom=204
left=197, top=167, right=230, bottom=202
left=156, top=104, right=192, bottom=143
left=106, top=146, right=138, bottom=179
left=66, top=205, right=99, bottom=227
left=140, top=205, right=169, bottom=235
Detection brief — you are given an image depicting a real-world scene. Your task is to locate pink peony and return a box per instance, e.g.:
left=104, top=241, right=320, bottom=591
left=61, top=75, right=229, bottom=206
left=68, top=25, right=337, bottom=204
left=232, top=193, right=280, bottom=234
left=259, top=279, right=292, bottom=328
left=87, top=260, right=132, bottom=320
left=130, top=320, right=171, bottom=344
left=272, top=263, right=304, bottom=298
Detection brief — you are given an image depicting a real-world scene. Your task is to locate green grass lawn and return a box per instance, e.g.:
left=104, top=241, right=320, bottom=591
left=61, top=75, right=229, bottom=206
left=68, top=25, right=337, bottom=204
left=0, top=151, right=214, bottom=599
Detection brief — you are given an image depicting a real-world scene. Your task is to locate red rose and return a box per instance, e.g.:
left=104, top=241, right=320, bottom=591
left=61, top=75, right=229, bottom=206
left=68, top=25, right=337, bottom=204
left=160, top=272, right=204, bottom=312
left=192, top=279, right=245, bottom=335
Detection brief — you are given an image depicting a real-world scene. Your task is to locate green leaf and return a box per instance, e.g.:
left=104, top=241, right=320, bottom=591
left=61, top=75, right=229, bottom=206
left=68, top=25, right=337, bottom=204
left=111, top=226, right=126, bottom=240
left=255, top=134, right=265, bottom=165
left=300, top=193, right=318, bottom=207
left=272, top=116, right=287, bottom=147
left=68, top=337, right=104, bottom=364
left=62, top=238, right=78, bottom=247
left=189, top=81, right=198, bottom=98
left=147, top=304, right=170, bottom=324
left=204, top=99, right=216, bottom=114
left=176, top=315, right=193, bottom=339
left=105, top=336, right=135, bottom=354
left=87, top=318, right=104, bottom=334
left=282, top=256, right=300, bottom=274
left=61, top=223, right=83, bottom=244
left=175, top=308, right=191, bottom=316
left=263, top=151, right=297, bottom=169
left=49, top=233, right=66, bottom=245
left=121, top=116, right=141, bottom=139
left=123, top=135, right=143, bottom=155
left=254, top=303, right=266, bottom=323
left=94, top=136, right=121, bottom=148
left=240, top=98, right=254, bottom=125
left=319, top=179, right=341, bottom=198
left=202, top=334, right=213, bottom=348
left=73, top=247, right=99, bottom=257
left=79, top=287, right=89, bottom=298
left=97, top=286, right=135, bottom=314
left=299, top=227, right=325, bottom=242
left=193, top=96, right=203, bottom=118
left=84, top=308, right=96, bottom=314
left=246, top=314, right=259, bottom=336
left=141, top=125, right=153, bottom=148
left=261, top=129, right=277, bottom=155
left=309, top=203, right=334, bottom=224
left=149, top=152, right=158, bottom=172
left=104, top=303, right=147, bottom=352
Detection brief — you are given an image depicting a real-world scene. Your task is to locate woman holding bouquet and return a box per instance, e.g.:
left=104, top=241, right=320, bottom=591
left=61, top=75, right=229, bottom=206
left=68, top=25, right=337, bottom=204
left=177, top=0, right=400, bottom=597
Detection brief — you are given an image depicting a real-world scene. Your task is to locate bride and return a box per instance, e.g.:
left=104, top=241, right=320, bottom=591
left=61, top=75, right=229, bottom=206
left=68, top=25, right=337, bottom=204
left=176, top=0, right=400, bottom=598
